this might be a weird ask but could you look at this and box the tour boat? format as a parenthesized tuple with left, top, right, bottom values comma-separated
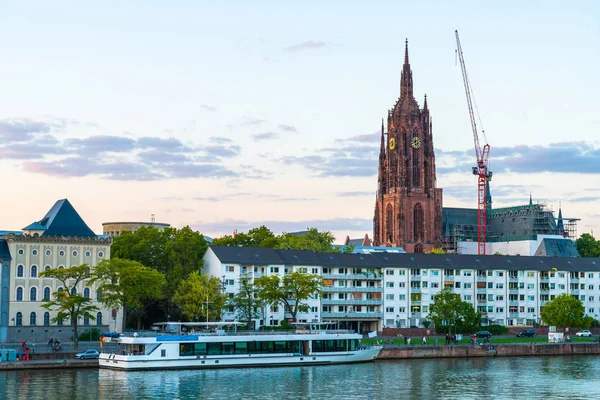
(99, 322, 381, 370)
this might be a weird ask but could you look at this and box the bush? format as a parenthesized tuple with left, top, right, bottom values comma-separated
(78, 328, 101, 342)
(484, 324, 509, 336)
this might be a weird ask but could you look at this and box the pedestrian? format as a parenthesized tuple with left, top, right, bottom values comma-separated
(407, 337, 411, 345)
(422, 336, 426, 345)
(404, 336, 408, 345)
(445, 334, 450, 345)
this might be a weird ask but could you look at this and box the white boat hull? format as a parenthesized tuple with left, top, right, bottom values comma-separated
(99, 348, 380, 371)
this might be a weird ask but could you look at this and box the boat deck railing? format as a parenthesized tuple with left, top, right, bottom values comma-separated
(117, 329, 357, 338)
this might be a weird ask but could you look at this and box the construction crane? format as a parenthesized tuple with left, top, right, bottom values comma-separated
(455, 30, 492, 256)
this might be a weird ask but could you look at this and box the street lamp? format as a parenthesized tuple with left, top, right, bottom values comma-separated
(533, 314, 536, 328)
(11, 318, 15, 344)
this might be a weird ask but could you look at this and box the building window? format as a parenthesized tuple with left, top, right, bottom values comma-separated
(72, 250, 78, 257)
(59, 250, 65, 257)
(44, 312, 50, 326)
(84, 288, 90, 298)
(44, 265, 51, 272)
(31, 265, 38, 278)
(386, 203, 393, 242)
(71, 287, 77, 295)
(96, 312, 103, 326)
(386, 270, 394, 276)
(98, 251, 104, 258)
(32, 249, 38, 256)
(16, 287, 23, 301)
(18, 249, 24, 255)
(16, 312, 22, 326)
(386, 294, 395, 300)
(386, 307, 395, 313)
(30, 287, 37, 301)
(386, 282, 395, 288)
(96, 290, 102, 301)
(43, 287, 51, 300)
(58, 265, 64, 270)
(30, 312, 36, 326)
(84, 317, 90, 326)
(45, 249, 51, 256)
(227, 266, 235, 272)
(413, 203, 424, 242)
(17, 265, 24, 277)
(85, 251, 91, 258)
(270, 267, 279, 273)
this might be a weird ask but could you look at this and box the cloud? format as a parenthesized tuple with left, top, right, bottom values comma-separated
(240, 116, 266, 127)
(0, 119, 56, 142)
(136, 150, 194, 165)
(282, 41, 327, 53)
(209, 137, 233, 144)
(567, 196, 600, 203)
(0, 142, 69, 159)
(204, 144, 241, 158)
(200, 104, 217, 112)
(336, 191, 374, 197)
(437, 142, 600, 175)
(197, 217, 372, 236)
(65, 135, 136, 153)
(252, 132, 279, 141)
(137, 137, 194, 152)
(335, 131, 380, 143)
(278, 124, 298, 133)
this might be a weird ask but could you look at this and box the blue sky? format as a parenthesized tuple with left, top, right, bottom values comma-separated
(1, 0, 599, 241)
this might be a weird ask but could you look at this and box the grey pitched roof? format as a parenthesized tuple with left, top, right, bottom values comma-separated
(0, 240, 11, 259)
(27, 199, 96, 237)
(208, 246, 600, 272)
(534, 238, 580, 257)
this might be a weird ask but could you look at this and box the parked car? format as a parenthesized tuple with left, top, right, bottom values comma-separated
(576, 330, 592, 337)
(476, 331, 492, 338)
(75, 349, 100, 359)
(516, 329, 537, 338)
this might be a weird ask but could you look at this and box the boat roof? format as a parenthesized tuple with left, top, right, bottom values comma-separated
(153, 321, 244, 327)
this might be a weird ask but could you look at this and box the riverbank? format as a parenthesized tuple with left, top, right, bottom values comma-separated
(0, 358, 97, 370)
(377, 342, 600, 359)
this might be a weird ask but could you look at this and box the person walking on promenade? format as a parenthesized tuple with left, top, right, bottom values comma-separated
(404, 336, 408, 345)
(422, 336, 426, 345)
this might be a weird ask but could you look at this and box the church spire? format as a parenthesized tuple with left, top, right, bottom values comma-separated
(529, 192, 533, 206)
(557, 203, 564, 235)
(379, 118, 385, 157)
(423, 94, 428, 110)
(400, 38, 413, 96)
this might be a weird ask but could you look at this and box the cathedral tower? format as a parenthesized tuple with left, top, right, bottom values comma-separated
(373, 40, 443, 253)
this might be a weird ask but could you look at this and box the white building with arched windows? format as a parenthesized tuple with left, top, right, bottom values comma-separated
(0, 199, 123, 343)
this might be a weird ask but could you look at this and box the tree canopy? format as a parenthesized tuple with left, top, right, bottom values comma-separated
(211, 225, 351, 253)
(540, 293, 592, 329)
(111, 226, 209, 324)
(576, 233, 600, 257)
(40, 264, 99, 349)
(255, 272, 323, 322)
(172, 271, 226, 322)
(92, 258, 165, 330)
(428, 287, 481, 334)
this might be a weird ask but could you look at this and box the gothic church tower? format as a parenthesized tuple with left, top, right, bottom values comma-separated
(373, 40, 443, 253)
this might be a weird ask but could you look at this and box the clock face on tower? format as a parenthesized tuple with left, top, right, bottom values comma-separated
(411, 137, 421, 149)
(389, 137, 396, 150)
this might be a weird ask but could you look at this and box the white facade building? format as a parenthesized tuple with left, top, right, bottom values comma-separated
(204, 246, 600, 332)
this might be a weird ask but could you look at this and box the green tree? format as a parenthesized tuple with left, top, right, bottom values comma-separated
(540, 293, 591, 329)
(277, 228, 336, 253)
(40, 265, 99, 350)
(255, 272, 323, 322)
(172, 272, 225, 322)
(111, 226, 209, 322)
(91, 258, 165, 330)
(227, 274, 266, 330)
(576, 233, 600, 257)
(428, 287, 481, 334)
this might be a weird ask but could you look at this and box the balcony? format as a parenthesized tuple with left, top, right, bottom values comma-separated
(410, 275, 422, 281)
(410, 287, 422, 293)
(321, 299, 382, 306)
(477, 276, 487, 282)
(444, 276, 455, 281)
(322, 273, 381, 280)
(477, 288, 487, 294)
(322, 312, 382, 319)
(322, 286, 383, 293)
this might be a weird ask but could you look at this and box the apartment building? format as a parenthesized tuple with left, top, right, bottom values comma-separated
(203, 246, 600, 331)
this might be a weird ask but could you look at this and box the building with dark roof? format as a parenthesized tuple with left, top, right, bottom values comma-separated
(204, 246, 600, 331)
(0, 199, 121, 343)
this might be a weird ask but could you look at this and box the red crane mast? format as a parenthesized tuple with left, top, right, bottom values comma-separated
(455, 30, 492, 255)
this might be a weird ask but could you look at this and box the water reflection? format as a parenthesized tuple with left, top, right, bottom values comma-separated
(1, 357, 599, 400)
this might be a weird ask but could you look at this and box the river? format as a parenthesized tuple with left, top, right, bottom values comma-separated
(1, 356, 598, 399)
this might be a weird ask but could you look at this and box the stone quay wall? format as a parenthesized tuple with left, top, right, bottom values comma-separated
(378, 343, 600, 359)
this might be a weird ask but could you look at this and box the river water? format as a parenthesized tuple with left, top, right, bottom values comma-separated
(1, 356, 598, 399)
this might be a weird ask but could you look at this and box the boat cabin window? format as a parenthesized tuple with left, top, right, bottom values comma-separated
(179, 341, 303, 357)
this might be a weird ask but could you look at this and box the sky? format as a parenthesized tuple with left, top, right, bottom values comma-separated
(0, 0, 599, 242)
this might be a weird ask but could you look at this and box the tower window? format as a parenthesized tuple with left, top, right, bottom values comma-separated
(414, 203, 424, 242)
(386, 204, 394, 243)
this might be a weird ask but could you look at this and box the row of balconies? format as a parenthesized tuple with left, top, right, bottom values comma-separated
(321, 299, 382, 306)
(322, 312, 382, 319)
(322, 287, 383, 293)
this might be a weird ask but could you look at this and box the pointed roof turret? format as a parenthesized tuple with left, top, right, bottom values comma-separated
(25, 199, 96, 237)
(423, 94, 428, 110)
(557, 203, 564, 235)
(400, 38, 413, 96)
(529, 192, 533, 206)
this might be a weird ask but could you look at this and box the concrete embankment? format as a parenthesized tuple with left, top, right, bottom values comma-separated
(378, 343, 600, 359)
(0, 352, 98, 370)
